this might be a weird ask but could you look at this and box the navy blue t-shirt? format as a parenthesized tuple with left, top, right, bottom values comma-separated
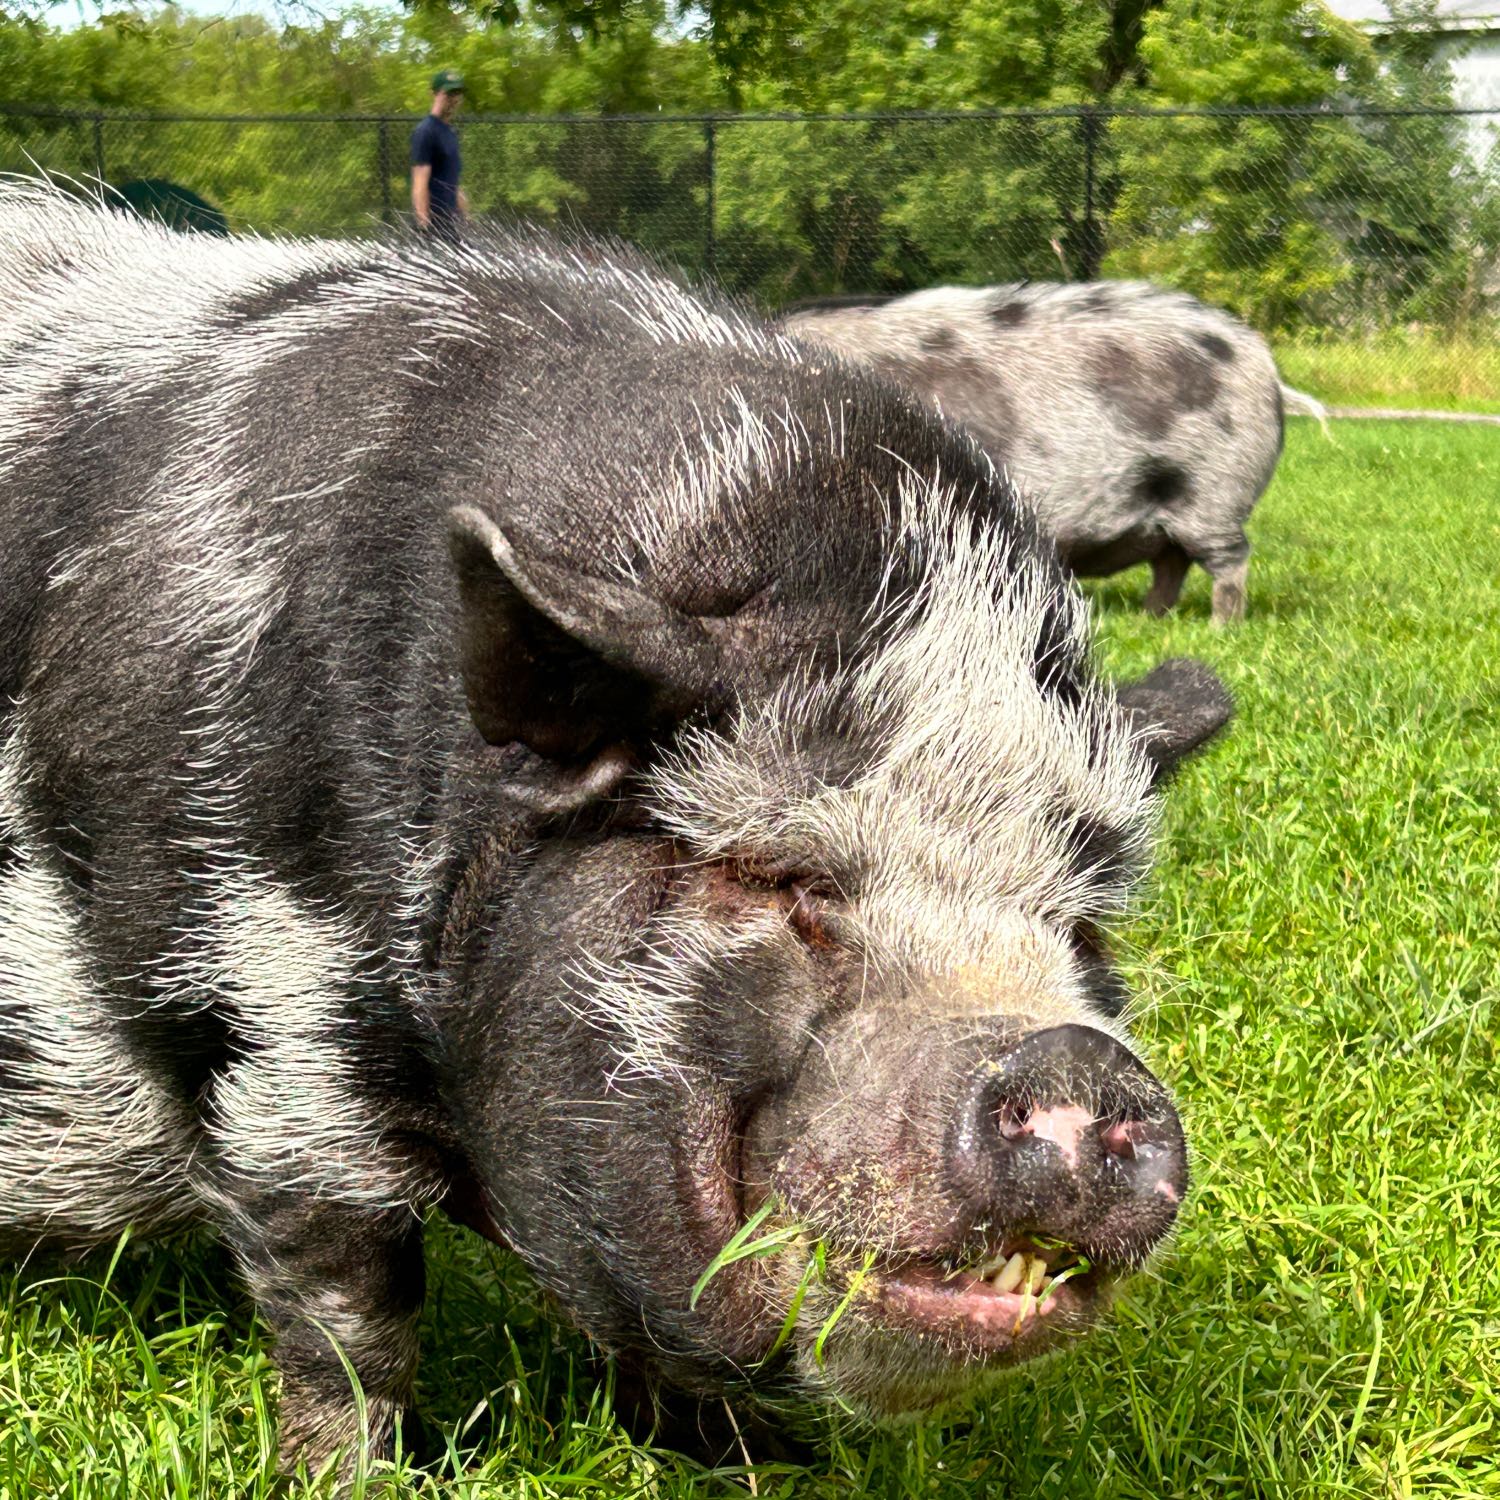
(410, 114, 462, 222)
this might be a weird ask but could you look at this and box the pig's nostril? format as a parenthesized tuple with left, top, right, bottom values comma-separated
(994, 1098, 1032, 1143)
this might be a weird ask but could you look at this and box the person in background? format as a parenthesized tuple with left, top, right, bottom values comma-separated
(411, 70, 468, 241)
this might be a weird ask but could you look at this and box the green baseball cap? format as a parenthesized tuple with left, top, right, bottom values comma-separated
(432, 69, 465, 95)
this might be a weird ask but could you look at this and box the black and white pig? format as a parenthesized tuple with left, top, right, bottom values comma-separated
(786, 282, 1323, 625)
(0, 186, 1232, 1475)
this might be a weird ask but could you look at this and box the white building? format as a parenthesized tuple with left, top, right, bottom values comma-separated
(1325, 1, 1500, 160)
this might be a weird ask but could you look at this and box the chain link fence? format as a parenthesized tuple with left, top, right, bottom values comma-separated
(3, 102, 1497, 408)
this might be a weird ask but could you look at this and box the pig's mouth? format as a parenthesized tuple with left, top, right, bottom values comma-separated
(870, 1242, 1105, 1354)
(677, 1099, 1117, 1408)
(720, 1229, 1114, 1417)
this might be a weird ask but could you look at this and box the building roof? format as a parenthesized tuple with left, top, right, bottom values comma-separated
(1324, 0, 1500, 29)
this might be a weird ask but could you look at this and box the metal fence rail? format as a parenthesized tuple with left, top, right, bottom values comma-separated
(3, 102, 1497, 402)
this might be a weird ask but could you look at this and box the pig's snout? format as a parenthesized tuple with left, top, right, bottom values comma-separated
(947, 1024, 1187, 1261)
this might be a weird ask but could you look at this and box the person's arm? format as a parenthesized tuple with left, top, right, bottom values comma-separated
(457, 185, 470, 220)
(411, 163, 432, 229)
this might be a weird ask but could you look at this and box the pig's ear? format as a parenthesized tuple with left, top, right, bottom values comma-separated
(446, 505, 719, 759)
(1116, 657, 1233, 785)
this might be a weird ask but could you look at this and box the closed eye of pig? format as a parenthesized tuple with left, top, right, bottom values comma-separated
(0, 186, 1234, 1478)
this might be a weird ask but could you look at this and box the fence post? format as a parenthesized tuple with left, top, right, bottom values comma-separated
(1078, 106, 1103, 281)
(378, 118, 393, 225)
(92, 113, 106, 188)
(703, 117, 717, 280)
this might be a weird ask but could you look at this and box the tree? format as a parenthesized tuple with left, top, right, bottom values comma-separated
(1104, 0, 1495, 332)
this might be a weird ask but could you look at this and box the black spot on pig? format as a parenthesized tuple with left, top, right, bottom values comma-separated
(1194, 331, 1234, 363)
(919, 325, 957, 353)
(1132, 457, 1189, 508)
(988, 299, 1031, 327)
(1068, 927, 1130, 1019)
(1088, 339, 1171, 440)
(1167, 347, 1220, 411)
(916, 355, 1015, 472)
(1061, 813, 1135, 889)
(329, 983, 446, 1131)
(216, 266, 360, 330)
(125, 966, 233, 1106)
(1030, 603, 1089, 708)
(0, 1026, 35, 1097)
(1088, 338, 1140, 396)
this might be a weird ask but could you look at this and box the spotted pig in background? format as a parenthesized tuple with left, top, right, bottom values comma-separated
(0, 187, 1232, 1476)
(787, 281, 1323, 624)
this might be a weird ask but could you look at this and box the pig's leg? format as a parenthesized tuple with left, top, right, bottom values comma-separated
(203, 963, 437, 1479)
(1207, 553, 1251, 626)
(1142, 545, 1192, 616)
(221, 1194, 427, 1476)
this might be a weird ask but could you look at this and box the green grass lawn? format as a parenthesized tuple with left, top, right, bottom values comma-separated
(3, 421, 1497, 1499)
(1275, 333, 1500, 415)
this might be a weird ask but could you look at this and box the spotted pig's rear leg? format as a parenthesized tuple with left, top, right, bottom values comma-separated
(1206, 554, 1251, 625)
(1142, 545, 1192, 617)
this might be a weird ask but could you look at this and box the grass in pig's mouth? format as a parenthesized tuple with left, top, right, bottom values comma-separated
(878, 1242, 1101, 1351)
(693, 1203, 1101, 1363)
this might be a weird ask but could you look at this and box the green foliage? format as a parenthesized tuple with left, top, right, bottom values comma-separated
(3, 421, 1499, 1497)
(0, 3, 722, 240)
(687, 1200, 805, 1312)
(1099, 0, 1499, 334)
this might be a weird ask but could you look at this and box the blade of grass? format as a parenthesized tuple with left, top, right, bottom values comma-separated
(813, 1251, 877, 1369)
(764, 1253, 819, 1363)
(689, 1203, 807, 1311)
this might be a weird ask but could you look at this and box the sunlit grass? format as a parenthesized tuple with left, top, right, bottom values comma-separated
(1276, 331, 1500, 414)
(2, 422, 1497, 1497)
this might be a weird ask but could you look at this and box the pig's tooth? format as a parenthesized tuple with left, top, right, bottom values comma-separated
(992, 1252, 1027, 1293)
(1025, 1257, 1048, 1294)
(975, 1252, 1009, 1280)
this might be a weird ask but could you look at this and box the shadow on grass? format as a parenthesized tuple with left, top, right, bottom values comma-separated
(1081, 559, 1340, 627)
(7, 1230, 253, 1332)
(410, 1220, 828, 1487)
